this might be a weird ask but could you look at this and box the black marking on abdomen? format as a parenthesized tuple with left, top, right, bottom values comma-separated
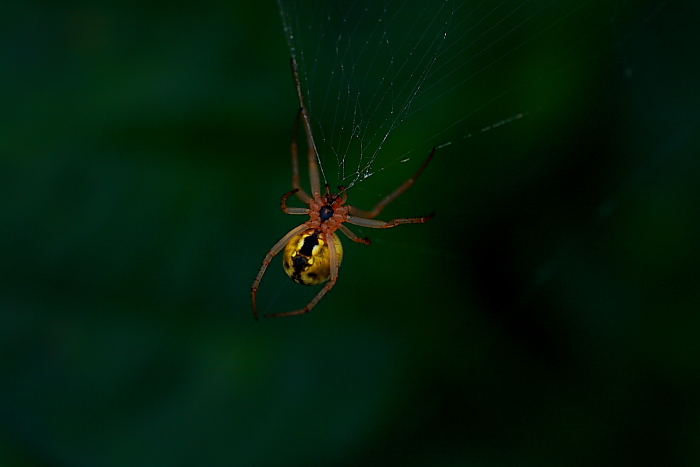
(290, 231, 320, 284)
(299, 232, 320, 256)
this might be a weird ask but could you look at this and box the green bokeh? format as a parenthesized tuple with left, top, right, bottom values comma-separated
(1, 1, 699, 466)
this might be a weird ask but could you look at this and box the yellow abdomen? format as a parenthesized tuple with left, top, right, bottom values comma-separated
(282, 229, 344, 285)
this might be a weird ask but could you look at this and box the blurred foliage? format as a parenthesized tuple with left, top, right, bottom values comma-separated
(1, 1, 699, 466)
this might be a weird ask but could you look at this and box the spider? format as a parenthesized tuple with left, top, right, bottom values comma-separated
(251, 58, 435, 319)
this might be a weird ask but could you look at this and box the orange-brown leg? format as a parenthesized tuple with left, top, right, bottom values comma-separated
(338, 224, 371, 245)
(346, 213, 434, 229)
(291, 57, 323, 198)
(265, 231, 340, 318)
(281, 189, 309, 215)
(291, 109, 312, 204)
(349, 146, 435, 219)
(251, 223, 309, 320)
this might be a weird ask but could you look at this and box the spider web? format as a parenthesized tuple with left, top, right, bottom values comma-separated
(276, 0, 627, 190)
(271, 0, 699, 313)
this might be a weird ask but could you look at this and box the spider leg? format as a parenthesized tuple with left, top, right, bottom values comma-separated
(302, 108, 321, 198)
(252, 223, 310, 320)
(338, 224, 371, 245)
(291, 57, 322, 198)
(349, 146, 435, 219)
(338, 185, 348, 204)
(291, 109, 312, 204)
(346, 213, 435, 229)
(265, 231, 340, 318)
(281, 188, 309, 215)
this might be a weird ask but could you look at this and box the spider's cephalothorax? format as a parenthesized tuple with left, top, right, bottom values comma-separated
(250, 57, 435, 319)
(304, 188, 351, 237)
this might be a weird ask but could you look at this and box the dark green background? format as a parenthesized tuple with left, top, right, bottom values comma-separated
(2, 1, 699, 466)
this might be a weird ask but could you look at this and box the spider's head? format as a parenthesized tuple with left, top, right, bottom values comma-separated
(323, 185, 347, 206)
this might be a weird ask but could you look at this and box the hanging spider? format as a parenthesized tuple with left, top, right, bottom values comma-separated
(251, 57, 435, 319)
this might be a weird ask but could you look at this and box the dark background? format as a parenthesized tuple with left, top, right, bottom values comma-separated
(1, 1, 699, 466)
